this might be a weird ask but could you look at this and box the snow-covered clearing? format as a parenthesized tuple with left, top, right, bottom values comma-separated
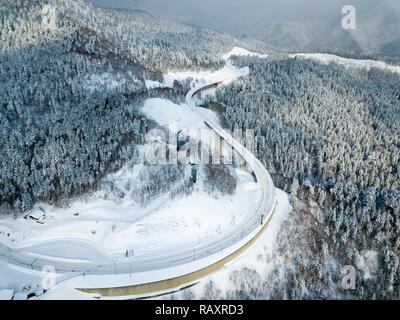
(146, 62, 245, 90)
(145, 79, 162, 89)
(147, 46, 267, 90)
(142, 98, 220, 132)
(222, 46, 269, 60)
(290, 53, 400, 75)
(3, 189, 288, 300)
(158, 189, 291, 300)
(163, 60, 249, 89)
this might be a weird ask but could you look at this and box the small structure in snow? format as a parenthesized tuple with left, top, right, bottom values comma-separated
(23, 208, 46, 224)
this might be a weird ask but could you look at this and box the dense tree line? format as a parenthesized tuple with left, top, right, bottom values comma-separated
(210, 56, 400, 299)
(203, 164, 237, 196)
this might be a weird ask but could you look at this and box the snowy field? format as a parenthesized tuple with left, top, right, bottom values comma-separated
(145, 46, 268, 90)
(145, 59, 248, 91)
(0, 167, 259, 261)
(159, 189, 291, 300)
(142, 98, 221, 132)
(0, 188, 289, 300)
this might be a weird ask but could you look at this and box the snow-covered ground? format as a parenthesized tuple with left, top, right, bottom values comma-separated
(142, 98, 220, 132)
(146, 46, 267, 90)
(290, 53, 400, 75)
(158, 189, 291, 300)
(73, 71, 145, 93)
(163, 60, 249, 90)
(0, 189, 288, 300)
(222, 46, 268, 60)
(145, 79, 163, 90)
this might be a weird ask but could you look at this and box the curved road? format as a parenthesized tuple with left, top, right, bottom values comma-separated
(0, 74, 276, 289)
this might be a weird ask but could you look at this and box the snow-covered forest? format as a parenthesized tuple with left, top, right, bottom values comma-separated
(1, 0, 399, 301)
(0, 0, 268, 215)
(207, 56, 400, 299)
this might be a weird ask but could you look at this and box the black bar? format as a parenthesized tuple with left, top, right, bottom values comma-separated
(1, 300, 399, 319)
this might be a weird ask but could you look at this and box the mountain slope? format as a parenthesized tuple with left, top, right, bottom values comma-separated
(107, 0, 400, 63)
(0, 0, 270, 215)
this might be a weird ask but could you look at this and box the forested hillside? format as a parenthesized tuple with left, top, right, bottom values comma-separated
(208, 56, 400, 299)
(1, 0, 399, 301)
(102, 0, 400, 64)
(0, 0, 268, 215)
